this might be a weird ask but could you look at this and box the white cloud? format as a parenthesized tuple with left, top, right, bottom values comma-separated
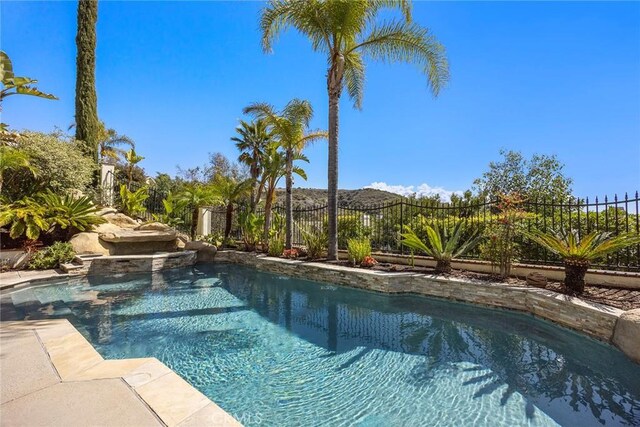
(365, 181, 463, 201)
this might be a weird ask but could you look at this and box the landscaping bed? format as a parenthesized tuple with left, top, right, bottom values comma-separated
(314, 259, 640, 311)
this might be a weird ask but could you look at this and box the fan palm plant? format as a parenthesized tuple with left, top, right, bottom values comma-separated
(401, 221, 482, 274)
(244, 99, 327, 249)
(232, 119, 272, 210)
(260, 0, 449, 259)
(97, 122, 135, 163)
(523, 229, 640, 294)
(177, 183, 220, 240)
(211, 175, 253, 240)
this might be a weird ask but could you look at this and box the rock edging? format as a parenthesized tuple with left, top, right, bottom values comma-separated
(214, 250, 639, 363)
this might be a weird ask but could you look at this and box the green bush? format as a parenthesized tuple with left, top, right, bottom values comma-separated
(0, 191, 104, 242)
(300, 224, 327, 259)
(28, 242, 75, 270)
(119, 185, 148, 218)
(324, 214, 371, 249)
(268, 235, 285, 257)
(347, 237, 371, 266)
(2, 131, 95, 201)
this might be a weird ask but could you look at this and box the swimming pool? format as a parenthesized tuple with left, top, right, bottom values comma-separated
(2, 263, 639, 426)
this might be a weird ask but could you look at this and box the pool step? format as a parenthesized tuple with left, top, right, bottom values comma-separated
(60, 253, 105, 275)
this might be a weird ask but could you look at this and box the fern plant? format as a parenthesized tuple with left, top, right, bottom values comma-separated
(401, 221, 482, 274)
(119, 184, 148, 218)
(524, 229, 640, 294)
(347, 237, 371, 266)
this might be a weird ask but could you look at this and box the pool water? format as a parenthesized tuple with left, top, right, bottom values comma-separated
(2, 263, 639, 426)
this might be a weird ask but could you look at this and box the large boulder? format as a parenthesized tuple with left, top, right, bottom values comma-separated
(70, 232, 114, 256)
(101, 213, 139, 229)
(613, 309, 640, 363)
(185, 241, 217, 263)
(135, 222, 173, 232)
(96, 207, 118, 217)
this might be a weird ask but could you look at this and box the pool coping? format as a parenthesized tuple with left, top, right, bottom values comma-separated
(0, 319, 242, 427)
(214, 250, 640, 364)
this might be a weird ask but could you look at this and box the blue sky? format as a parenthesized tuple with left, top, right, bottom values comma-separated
(2, 1, 639, 199)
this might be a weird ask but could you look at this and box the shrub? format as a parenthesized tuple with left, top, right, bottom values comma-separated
(478, 194, 533, 278)
(347, 237, 371, 266)
(239, 211, 264, 251)
(38, 190, 105, 240)
(119, 185, 148, 218)
(325, 214, 371, 249)
(283, 248, 299, 259)
(2, 131, 95, 201)
(0, 191, 105, 242)
(401, 221, 482, 274)
(268, 235, 285, 257)
(28, 242, 75, 270)
(153, 192, 188, 228)
(361, 255, 378, 268)
(300, 224, 327, 260)
(198, 232, 223, 247)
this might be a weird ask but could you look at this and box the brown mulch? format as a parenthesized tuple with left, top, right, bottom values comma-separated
(318, 259, 640, 311)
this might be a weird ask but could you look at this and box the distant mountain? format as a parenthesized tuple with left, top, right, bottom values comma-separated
(273, 187, 403, 208)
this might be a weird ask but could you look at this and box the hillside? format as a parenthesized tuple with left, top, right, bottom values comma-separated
(273, 187, 403, 207)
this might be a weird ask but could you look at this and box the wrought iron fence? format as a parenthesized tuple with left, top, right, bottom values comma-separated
(209, 192, 640, 272)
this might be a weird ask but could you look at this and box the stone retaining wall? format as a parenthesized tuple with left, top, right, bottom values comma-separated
(86, 251, 197, 276)
(214, 250, 639, 363)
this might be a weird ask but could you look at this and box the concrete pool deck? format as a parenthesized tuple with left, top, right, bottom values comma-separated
(0, 319, 241, 427)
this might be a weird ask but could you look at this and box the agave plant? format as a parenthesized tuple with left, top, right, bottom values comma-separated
(401, 221, 482, 274)
(524, 229, 640, 294)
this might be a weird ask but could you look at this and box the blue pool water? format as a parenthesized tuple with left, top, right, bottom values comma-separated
(2, 263, 639, 426)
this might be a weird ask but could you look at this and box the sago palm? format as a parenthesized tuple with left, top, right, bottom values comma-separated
(244, 99, 326, 249)
(211, 175, 253, 240)
(524, 229, 640, 294)
(259, 143, 308, 245)
(260, 0, 449, 259)
(231, 119, 272, 210)
(401, 221, 481, 274)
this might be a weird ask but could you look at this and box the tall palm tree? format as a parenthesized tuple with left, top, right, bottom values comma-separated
(75, 0, 99, 161)
(244, 99, 327, 249)
(211, 175, 253, 239)
(231, 119, 271, 210)
(97, 122, 135, 163)
(260, 0, 449, 259)
(259, 143, 309, 244)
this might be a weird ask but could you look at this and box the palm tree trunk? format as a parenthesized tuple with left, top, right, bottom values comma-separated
(327, 54, 344, 260)
(190, 207, 198, 240)
(435, 259, 452, 274)
(285, 150, 293, 250)
(263, 186, 274, 245)
(564, 260, 588, 294)
(224, 203, 234, 239)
